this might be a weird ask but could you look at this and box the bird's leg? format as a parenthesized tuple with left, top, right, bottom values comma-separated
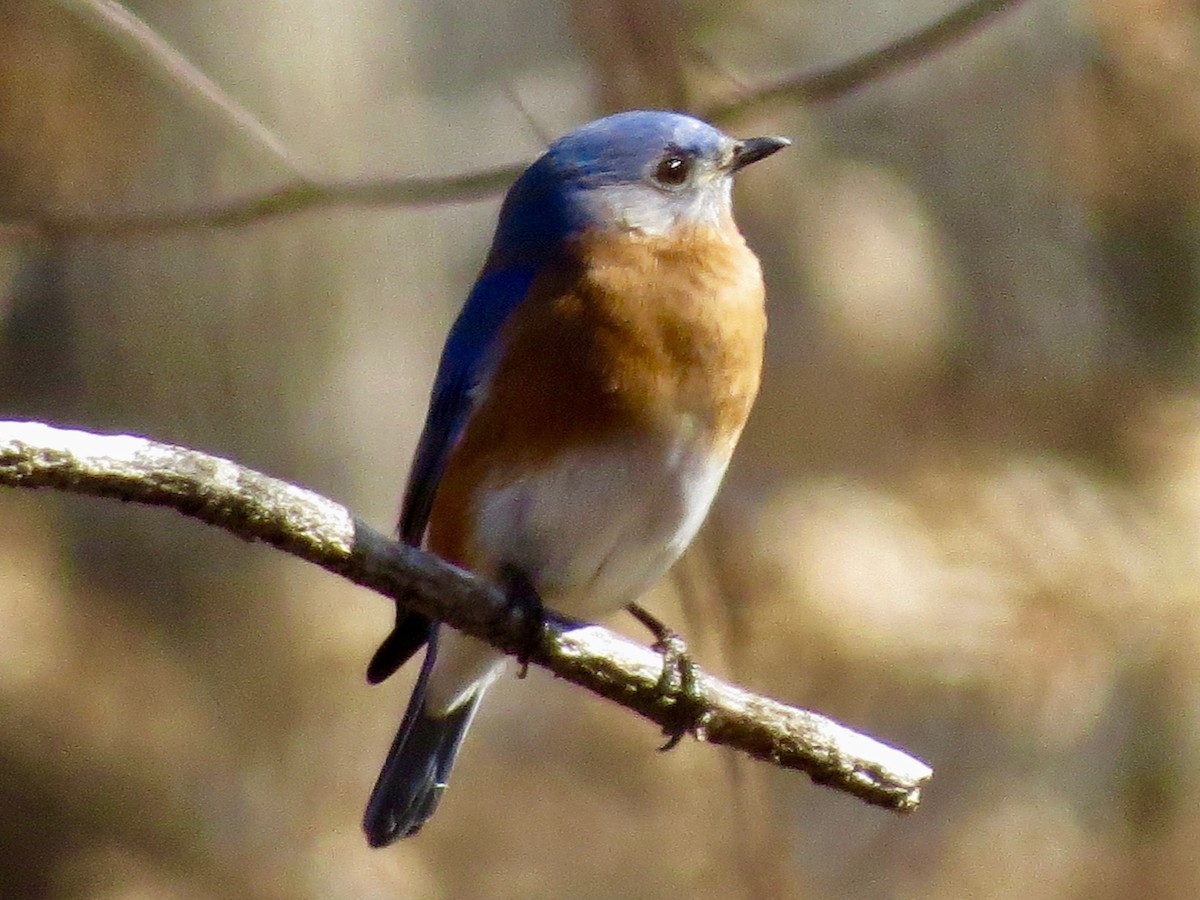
(626, 604, 704, 751)
(627, 603, 690, 691)
(498, 564, 546, 679)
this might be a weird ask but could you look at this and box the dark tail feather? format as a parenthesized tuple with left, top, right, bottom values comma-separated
(363, 631, 481, 846)
(366, 608, 431, 685)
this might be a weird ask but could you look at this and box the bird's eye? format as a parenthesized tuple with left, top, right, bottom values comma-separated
(653, 153, 692, 187)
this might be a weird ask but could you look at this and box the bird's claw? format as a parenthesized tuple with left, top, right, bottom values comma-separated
(500, 565, 545, 678)
(651, 627, 704, 750)
(627, 604, 705, 750)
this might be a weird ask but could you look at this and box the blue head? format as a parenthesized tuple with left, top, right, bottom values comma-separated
(488, 111, 789, 267)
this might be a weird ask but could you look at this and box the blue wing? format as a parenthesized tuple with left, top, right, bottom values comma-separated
(368, 265, 537, 685)
(399, 265, 537, 543)
(397, 158, 583, 539)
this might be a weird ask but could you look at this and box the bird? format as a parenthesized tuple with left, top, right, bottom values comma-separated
(362, 110, 789, 846)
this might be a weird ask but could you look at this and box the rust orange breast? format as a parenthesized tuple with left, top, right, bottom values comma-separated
(427, 225, 767, 568)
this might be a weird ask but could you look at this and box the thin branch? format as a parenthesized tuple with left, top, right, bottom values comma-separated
(4, 167, 524, 240)
(5, 0, 1029, 240)
(0, 420, 932, 813)
(501, 84, 556, 148)
(57, 0, 309, 177)
(703, 0, 1029, 122)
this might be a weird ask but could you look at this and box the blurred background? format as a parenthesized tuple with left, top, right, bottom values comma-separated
(1, 0, 1197, 896)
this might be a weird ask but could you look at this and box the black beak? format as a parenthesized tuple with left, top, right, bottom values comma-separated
(730, 135, 791, 172)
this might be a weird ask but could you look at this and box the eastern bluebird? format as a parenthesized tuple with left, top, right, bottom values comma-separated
(363, 110, 788, 846)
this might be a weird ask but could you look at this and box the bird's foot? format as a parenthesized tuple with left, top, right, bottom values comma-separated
(499, 565, 546, 679)
(627, 604, 706, 750)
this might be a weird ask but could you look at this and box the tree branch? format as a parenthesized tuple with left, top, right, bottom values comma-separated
(0, 166, 525, 241)
(0, 420, 932, 812)
(57, 0, 310, 177)
(2, 0, 1030, 241)
(704, 0, 1029, 122)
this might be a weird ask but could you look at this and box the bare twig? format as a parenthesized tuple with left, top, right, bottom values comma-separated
(57, 0, 309, 176)
(501, 84, 556, 148)
(703, 0, 1030, 122)
(0, 420, 932, 812)
(4, 166, 524, 240)
(5, 0, 1029, 240)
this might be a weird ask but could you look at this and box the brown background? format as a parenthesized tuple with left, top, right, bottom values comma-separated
(3, 0, 1198, 897)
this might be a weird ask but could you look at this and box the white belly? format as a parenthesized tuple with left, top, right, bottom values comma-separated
(423, 435, 731, 712)
(471, 436, 730, 620)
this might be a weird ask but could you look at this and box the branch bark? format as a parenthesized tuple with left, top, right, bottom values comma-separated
(0, 419, 932, 812)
